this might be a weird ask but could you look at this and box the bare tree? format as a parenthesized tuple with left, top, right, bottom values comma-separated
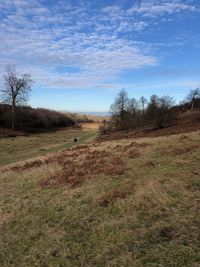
(110, 89, 129, 130)
(146, 95, 176, 129)
(139, 96, 148, 115)
(1, 65, 33, 129)
(186, 88, 200, 111)
(128, 97, 138, 114)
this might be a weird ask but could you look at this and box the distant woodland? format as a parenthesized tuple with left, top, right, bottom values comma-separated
(0, 65, 199, 134)
(100, 88, 200, 135)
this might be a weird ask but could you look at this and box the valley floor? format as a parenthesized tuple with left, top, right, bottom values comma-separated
(0, 127, 97, 166)
(0, 130, 200, 266)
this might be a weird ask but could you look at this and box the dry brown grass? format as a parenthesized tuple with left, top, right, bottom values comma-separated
(37, 148, 126, 188)
(10, 159, 44, 171)
(0, 130, 200, 267)
(161, 143, 200, 156)
(80, 122, 101, 130)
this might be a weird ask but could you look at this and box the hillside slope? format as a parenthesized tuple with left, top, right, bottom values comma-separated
(100, 110, 200, 141)
(0, 130, 200, 266)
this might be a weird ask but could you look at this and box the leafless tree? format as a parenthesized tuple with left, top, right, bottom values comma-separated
(139, 96, 148, 115)
(186, 88, 200, 111)
(1, 65, 33, 129)
(128, 97, 138, 114)
(110, 89, 129, 129)
(146, 95, 176, 129)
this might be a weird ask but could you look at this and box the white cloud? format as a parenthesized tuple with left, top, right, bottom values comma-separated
(128, 0, 198, 17)
(0, 0, 198, 89)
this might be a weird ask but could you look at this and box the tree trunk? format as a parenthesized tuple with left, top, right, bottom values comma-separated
(191, 101, 194, 112)
(11, 103, 15, 129)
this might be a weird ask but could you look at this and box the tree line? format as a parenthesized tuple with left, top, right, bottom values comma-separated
(0, 104, 75, 132)
(0, 65, 199, 133)
(100, 88, 200, 134)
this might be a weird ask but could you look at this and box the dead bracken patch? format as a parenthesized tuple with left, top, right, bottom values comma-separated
(127, 149, 141, 159)
(115, 142, 142, 159)
(38, 177, 56, 188)
(145, 160, 156, 168)
(170, 144, 200, 156)
(103, 156, 126, 176)
(68, 144, 90, 151)
(38, 150, 127, 188)
(122, 142, 137, 152)
(97, 190, 128, 207)
(10, 159, 43, 171)
(136, 142, 151, 148)
(97, 181, 134, 207)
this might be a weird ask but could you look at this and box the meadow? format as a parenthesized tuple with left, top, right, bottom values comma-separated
(0, 127, 98, 166)
(0, 129, 199, 267)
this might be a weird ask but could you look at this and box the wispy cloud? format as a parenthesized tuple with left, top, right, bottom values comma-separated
(128, 0, 198, 17)
(0, 0, 199, 89)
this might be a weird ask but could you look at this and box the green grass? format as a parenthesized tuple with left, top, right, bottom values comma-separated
(0, 128, 97, 166)
(0, 131, 200, 266)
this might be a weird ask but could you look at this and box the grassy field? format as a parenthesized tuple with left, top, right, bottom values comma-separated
(0, 131, 200, 266)
(0, 127, 97, 166)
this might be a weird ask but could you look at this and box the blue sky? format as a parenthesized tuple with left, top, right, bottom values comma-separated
(0, 0, 200, 112)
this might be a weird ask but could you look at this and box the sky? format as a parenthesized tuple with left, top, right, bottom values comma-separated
(0, 0, 200, 113)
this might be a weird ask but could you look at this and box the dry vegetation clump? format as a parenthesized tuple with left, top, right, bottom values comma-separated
(5, 145, 92, 173)
(114, 141, 151, 159)
(48, 153, 78, 165)
(97, 181, 134, 207)
(38, 149, 127, 188)
(179, 134, 189, 140)
(173, 143, 200, 155)
(97, 190, 127, 207)
(144, 160, 156, 168)
(158, 226, 176, 241)
(57, 167, 87, 187)
(162, 143, 200, 156)
(80, 150, 111, 173)
(103, 156, 126, 175)
(6, 151, 71, 172)
(38, 176, 56, 188)
(121, 141, 137, 151)
(68, 144, 90, 151)
(118, 142, 141, 159)
(86, 149, 110, 160)
(10, 159, 43, 171)
(146, 224, 177, 246)
(38, 160, 87, 188)
(136, 142, 151, 148)
(115, 142, 141, 159)
(127, 149, 141, 159)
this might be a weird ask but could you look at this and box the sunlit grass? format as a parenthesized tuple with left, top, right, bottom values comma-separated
(0, 131, 199, 266)
(0, 128, 97, 166)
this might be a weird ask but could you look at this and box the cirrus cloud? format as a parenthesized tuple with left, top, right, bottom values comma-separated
(0, 0, 199, 89)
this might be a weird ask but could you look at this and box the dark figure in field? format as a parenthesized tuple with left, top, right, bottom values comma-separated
(74, 138, 78, 142)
